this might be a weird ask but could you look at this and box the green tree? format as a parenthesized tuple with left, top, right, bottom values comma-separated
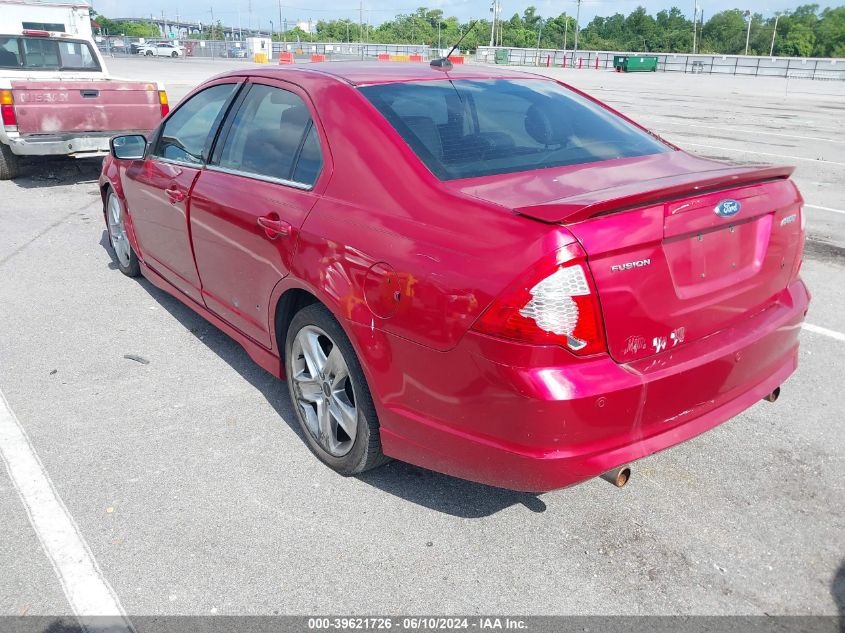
(813, 6, 845, 56)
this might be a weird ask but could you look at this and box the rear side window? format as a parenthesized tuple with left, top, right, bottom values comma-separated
(153, 83, 236, 165)
(360, 79, 670, 180)
(215, 83, 322, 187)
(0, 37, 21, 67)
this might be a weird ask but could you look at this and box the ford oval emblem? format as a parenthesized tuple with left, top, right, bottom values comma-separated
(715, 199, 741, 218)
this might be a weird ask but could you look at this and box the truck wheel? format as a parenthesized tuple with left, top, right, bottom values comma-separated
(0, 143, 19, 180)
(285, 303, 389, 476)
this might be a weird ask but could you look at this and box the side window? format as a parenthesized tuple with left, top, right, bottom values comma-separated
(292, 125, 323, 186)
(0, 37, 21, 68)
(153, 83, 236, 165)
(216, 84, 323, 185)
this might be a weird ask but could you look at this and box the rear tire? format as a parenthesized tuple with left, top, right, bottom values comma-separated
(285, 303, 389, 476)
(171, 51, 178, 58)
(0, 143, 19, 180)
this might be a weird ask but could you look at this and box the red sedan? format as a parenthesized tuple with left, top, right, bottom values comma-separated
(99, 62, 809, 492)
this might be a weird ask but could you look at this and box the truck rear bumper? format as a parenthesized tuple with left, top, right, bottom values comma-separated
(5, 132, 145, 157)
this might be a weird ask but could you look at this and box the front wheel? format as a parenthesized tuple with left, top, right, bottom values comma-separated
(145, 50, 153, 56)
(285, 303, 388, 476)
(105, 191, 140, 277)
(0, 143, 19, 180)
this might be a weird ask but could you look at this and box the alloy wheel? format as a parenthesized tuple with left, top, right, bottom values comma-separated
(106, 194, 131, 268)
(290, 325, 358, 457)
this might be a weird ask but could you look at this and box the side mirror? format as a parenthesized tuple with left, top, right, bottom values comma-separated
(110, 134, 147, 160)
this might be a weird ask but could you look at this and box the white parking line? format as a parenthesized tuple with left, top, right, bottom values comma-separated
(805, 204, 845, 216)
(803, 323, 845, 342)
(641, 116, 845, 145)
(0, 388, 133, 631)
(679, 141, 845, 167)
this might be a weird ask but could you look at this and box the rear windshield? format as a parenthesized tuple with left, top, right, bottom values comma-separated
(360, 79, 670, 180)
(0, 36, 101, 71)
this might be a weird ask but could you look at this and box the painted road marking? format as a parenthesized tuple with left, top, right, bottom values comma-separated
(0, 389, 133, 631)
(680, 141, 845, 167)
(804, 323, 845, 342)
(642, 116, 845, 145)
(805, 204, 845, 216)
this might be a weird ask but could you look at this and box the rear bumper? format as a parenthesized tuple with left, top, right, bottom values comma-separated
(4, 131, 147, 157)
(352, 279, 810, 492)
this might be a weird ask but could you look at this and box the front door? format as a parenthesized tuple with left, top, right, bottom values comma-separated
(122, 81, 240, 303)
(189, 80, 327, 347)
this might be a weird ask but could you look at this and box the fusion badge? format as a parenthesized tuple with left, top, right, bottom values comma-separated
(611, 259, 651, 272)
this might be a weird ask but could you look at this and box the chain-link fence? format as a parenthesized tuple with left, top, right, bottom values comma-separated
(476, 47, 845, 81)
(96, 36, 435, 62)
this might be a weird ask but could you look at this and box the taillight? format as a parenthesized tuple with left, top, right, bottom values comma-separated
(1, 90, 16, 128)
(158, 90, 169, 117)
(472, 243, 607, 356)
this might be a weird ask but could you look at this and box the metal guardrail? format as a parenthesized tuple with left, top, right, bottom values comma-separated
(476, 47, 845, 81)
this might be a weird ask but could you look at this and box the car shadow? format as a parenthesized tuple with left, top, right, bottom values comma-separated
(11, 156, 103, 189)
(99, 232, 547, 518)
(834, 559, 845, 632)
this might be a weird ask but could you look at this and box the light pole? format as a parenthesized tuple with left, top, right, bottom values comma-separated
(769, 12, 781, 56)
(573, 0, 582, 67)
(563, 16, 568, 52)
(270, 19, 273, 41)
(489, 1, 496, 47)
(692, 3, 698, 53)
(535, 20, 543, 66)
(744, 9, 751, 55)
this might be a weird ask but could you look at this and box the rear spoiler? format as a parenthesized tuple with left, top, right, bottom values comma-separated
(513, 164, 795, 224)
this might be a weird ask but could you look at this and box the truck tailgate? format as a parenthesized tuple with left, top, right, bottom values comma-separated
(10, 80, 162, 135)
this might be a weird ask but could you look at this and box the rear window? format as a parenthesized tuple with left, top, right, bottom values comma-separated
(360, 79, 670, 180)
(0, 36, 100, 71)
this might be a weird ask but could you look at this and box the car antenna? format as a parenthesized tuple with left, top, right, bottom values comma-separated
(430, 20, 478, 72)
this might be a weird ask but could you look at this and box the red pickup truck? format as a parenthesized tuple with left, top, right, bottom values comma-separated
(0, 30, 168, 179)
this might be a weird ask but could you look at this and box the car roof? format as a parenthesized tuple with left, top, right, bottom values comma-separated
(244, 61, 550, 86)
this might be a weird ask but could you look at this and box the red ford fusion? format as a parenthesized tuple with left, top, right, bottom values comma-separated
(99, 62, 809, 492)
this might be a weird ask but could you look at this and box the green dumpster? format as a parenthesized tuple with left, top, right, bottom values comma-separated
(612, 55, 626, 70)
(494, 49, 509, 64)
(622, 55, 658, 72)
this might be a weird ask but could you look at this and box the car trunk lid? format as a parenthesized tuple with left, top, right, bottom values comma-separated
(451, 152, 803, 363)
(10, 79, 162, 135)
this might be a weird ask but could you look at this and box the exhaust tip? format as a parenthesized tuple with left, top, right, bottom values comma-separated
(763, 387, 781, 403)
(601, 465, 631, 488)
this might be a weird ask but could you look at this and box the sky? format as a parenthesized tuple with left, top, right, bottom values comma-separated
(90, 0, 836, 30)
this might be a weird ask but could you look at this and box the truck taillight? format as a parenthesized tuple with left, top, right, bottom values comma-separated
(158, 90, 169, 117)
(472, 243, 607, 356)
(1, 90, 16, 128)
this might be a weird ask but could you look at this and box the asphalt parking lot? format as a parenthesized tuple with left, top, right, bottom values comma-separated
(0, 57, 843, 619)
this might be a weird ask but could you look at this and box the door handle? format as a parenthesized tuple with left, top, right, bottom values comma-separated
(165, 188, 186, 203)
(257, 215, 291, 239)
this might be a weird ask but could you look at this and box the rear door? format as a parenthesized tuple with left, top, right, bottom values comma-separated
(122, 80, 241, 303)
(189, 79, 328, 347)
